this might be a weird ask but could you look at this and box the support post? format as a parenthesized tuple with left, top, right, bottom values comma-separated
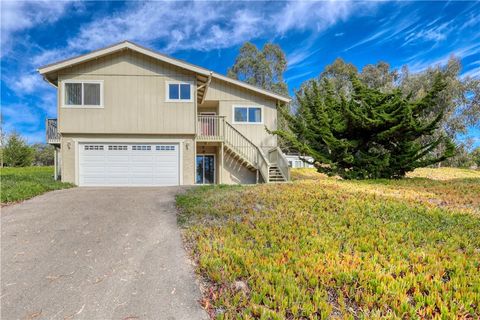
(53, 147, 58, 180)
(220, 142, 224, 184)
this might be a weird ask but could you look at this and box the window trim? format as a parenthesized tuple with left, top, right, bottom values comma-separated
(62, 80, 104, 108)
(232, 105, 264, 125)
(165, 80, 194, 103)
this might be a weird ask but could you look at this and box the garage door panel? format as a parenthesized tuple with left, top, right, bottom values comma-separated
(81, 166, 107, 174)
(79, 143, 180, 186)
(81, 155, 106, 161)
(106, 155, 131, 162)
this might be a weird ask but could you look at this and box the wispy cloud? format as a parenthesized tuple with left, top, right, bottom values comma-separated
(32, 1, 374, 65)
(406, 43, 480, 73)
(2, 1, 478, 144)
(0, 1, 75, 55)
(403, 22, 451, 45)
(285, 70, 315, 82)
(345, 9, 423, 51)
(11, 1, 380, 96)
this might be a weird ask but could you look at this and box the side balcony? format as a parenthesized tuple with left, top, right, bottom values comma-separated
(197, 115, 225, 142)
(46, 118, 60, 145)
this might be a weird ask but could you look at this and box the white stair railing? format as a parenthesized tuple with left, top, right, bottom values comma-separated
(268, 147, 290, 181)
(197, 115, 270, 183)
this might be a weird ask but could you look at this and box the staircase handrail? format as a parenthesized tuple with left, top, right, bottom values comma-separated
(268, 146, 290, 181)
(223, 120, 270, 183)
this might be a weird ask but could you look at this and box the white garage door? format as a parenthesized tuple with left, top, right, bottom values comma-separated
(79, 143, 180, 186)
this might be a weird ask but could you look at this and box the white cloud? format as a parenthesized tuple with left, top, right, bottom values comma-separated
(403, 22, 451, 45)
(461, 66, 480, 79)
(0, 0, 73, 53)
(9, 73, 48, 95)
(273, 1, 358, 34)
(406, 43, 480, 73)
(345, 10, 422, 51)
(31, 1, 377, 67)
(2, 0, 379, 139)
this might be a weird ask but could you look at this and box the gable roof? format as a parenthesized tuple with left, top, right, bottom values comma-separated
(37, 41, 291, 103)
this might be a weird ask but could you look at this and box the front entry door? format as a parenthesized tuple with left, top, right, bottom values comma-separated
(196, 155, 215, 184)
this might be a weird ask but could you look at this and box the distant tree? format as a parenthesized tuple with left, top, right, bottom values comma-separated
(273, 74, 455, 179)
(0, 114, 4, 167)
(319, 58, 358, 96)
(471, 147, 480, 168)
(227, 42, 288, 96)
(228, 42, 290, 148)
(399, 57, 480, 140)
(360, 61, 399, 92)
(32, 143, 54, 166)
(442, 141, 476, 168)
(3, 132, 34, 167)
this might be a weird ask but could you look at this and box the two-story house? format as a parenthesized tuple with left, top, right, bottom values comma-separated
(38, 41, 291, 186)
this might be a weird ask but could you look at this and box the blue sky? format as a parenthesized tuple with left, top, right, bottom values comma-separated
(1, 1, 479, 146)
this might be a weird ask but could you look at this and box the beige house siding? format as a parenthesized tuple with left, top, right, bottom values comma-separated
(196, 144, 257, 184)
(221, 152, 257, 184)
(44, 45, 287, 186)
(205, 79, 278, 149)
(60, 134, 195, 185)
(57, 51, 196, 135)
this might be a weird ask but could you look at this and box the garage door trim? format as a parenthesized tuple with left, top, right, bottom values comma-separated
(73, 138, 184, 186)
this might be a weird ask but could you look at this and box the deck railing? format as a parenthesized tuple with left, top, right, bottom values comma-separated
(46, 118, 60, 144)
(197, 115, 271, 183)
(197, 115, 225, 141)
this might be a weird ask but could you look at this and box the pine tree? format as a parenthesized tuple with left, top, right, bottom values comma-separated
(273, 74, 455, 179)
(3, 132, 34, 167)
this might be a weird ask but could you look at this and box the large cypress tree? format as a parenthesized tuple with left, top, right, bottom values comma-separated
(273, 74, 455, 179)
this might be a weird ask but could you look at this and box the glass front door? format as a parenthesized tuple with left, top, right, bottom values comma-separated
(196, 155, 215, 184)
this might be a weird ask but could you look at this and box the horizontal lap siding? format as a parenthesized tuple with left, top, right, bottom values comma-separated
(58, 51, 196, 135)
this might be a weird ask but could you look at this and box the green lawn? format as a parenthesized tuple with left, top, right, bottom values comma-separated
(1, 166, 74, 204)
(177, 168, 480, 319)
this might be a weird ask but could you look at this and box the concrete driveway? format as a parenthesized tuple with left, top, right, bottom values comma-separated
(1, 187, 207, 320)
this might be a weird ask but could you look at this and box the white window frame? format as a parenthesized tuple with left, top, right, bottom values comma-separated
(62, 80, 104, 108)
(165, 80, 194, 102)
(232, 105, 264, 125)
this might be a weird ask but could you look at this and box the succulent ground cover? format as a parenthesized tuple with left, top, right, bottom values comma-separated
(177, 168, 480, 319)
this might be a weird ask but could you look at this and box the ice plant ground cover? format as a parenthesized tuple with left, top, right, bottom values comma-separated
(177, 168, 480, 319)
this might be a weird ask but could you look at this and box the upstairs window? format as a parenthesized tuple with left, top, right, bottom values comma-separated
(233, 106, 262, 124)
(166, 82, 192, 102)
(63, 81, 103, 107)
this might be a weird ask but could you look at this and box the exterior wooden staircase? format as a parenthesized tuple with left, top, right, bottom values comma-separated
(197, 115, 290, 183)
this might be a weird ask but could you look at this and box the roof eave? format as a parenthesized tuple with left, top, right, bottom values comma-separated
(37, 40, 291, 103)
